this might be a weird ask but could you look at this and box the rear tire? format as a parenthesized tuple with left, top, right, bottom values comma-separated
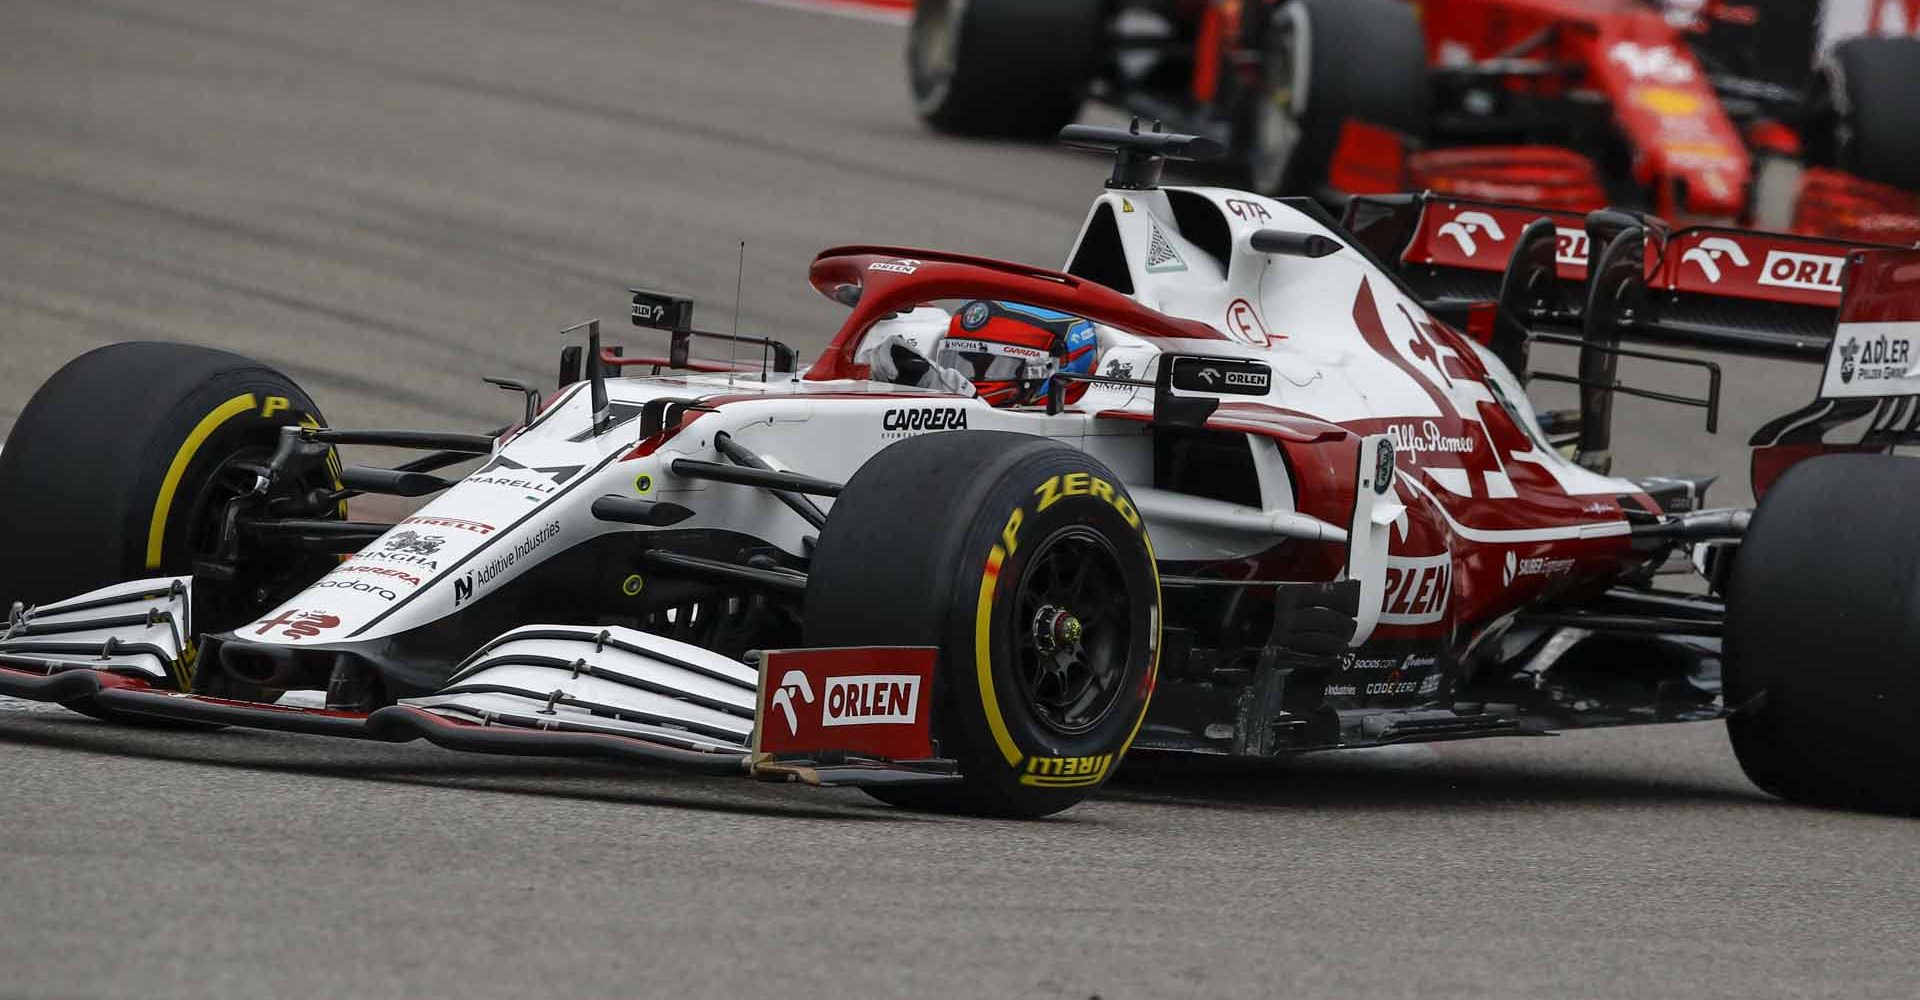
(0, 342, 339, 715)
(1822, 36, 1920, 194)
(806, 431, 1161, 818)
(1724, 453, 1920, 815)
(1248, 0, 1429, 197)
(909, 0, 1108, 138)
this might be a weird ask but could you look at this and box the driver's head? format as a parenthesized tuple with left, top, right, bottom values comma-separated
(939, 301, 1097, 407)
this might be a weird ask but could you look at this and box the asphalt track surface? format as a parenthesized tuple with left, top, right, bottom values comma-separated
(1, 1, 1916, 997)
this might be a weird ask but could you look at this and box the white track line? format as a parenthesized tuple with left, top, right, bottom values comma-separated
(729, 0, 910, 26)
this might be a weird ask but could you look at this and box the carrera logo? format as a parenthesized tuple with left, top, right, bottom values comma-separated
(1680, 237, 1750, 284)
(882, 407, 968, 437)
(1758, 250, 1845, 294)
(335, 564, 422, 587)
(1380, 554, 1451, 626)
(821, 674, 920, 727)
(1437, 211, 1506, 257)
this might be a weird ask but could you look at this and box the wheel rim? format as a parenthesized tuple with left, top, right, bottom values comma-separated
(1250, 9, 1308, 195)
(1006, 526, 1134, 737)
(909, 0, 961, 109)
(182, 445, 337, 633)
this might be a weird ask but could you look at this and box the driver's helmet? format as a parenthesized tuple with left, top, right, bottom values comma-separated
(938, 300, 1098, 407)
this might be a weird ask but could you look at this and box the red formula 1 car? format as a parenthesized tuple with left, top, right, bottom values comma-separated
(908, 0, 1920, 242)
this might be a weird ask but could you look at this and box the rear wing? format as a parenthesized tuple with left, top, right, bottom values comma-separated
(1340, 192, 1920, 474)
(1343, 192, 1903, 362)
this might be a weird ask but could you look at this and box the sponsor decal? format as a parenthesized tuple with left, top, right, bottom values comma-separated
(961, 300, 991, 330)
(335, 564, 423, 587)
(1608, 41, 1696, 84)
(1380, 554, 1451, 626)
(1224, 199, 1272, 224)
(252, 609, 340, 641)
(821, 674, 920, 727)
(1680, 236, 1749, 283)
(1502, 551, 1577, 587)
(1374, 440, 1396, 495)
(1101, 357, 1136, 380)
(1385, 420, 1477, 461)
(1144, 220, 1187, 273)
(1633, 85, 1704, 116)
(469, 455, 584, 498)
(1169, 356, 1271, 395)
(1327, 652, 1443, 698)
(455, 520, 563, 606)
(868, 258, 920, 275)
(941, 338, 1047, 360)
(1758, 250, 1846, 294)
(312, 578, 399, 602)
(881, 407, 969, 438)
(1836, 334, 1912, 385)
(754, 647, 937, 761)
(1224, 299, 1271, 346)
(1436, 211, 1506, 257)
(384, 530, 444, 557)
(1033, 472, 1142, 529)
(1555, 227, 1589, 268)
(402, 516, 495, 536)
(1023, 753, 1114, 787)
(1121, 198, 1134, 213)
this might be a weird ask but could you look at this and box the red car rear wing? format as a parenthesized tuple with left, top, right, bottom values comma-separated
(802, 245, 1225, 381)
(1343, 191, 1915, 363)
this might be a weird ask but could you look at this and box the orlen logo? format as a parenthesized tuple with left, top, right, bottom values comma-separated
(1680, 237, 1750, 284)
(1758, 250, 1846, 295)
(1555, 227, 1589, 268)
(821, 674, 921, 727)
(1437, 211, 1506, 257)
(1380, 553, 1451, 626)
(769, 670, 815, 735)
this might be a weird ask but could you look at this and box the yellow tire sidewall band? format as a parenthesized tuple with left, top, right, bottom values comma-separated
(972, 479, 1165, 779)
(145, 393, 259, 570)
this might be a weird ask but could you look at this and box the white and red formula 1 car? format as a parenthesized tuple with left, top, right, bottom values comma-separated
(4, 126, 1919, 817)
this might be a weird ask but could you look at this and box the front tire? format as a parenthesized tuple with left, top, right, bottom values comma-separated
(909, 0, 1108, 138)
(0, 342, 340, 712)
(806, 431, 1161, 818)
(1724, 453, 1920, 815)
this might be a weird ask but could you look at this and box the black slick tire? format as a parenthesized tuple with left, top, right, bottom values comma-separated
(909, 0, 1108, 138)
(0, 342, 337, 715)
(1822, 36, 1920, 193)
(1724, 453, 1920, 815)
(805, 430, 1161, 818)
(1248, 0, 1429, 197)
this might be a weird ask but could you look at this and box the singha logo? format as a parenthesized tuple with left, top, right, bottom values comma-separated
(384, 530, 445, 557)
(1839, 337, 1861, 384)
(1436, 211, 1506, 257)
